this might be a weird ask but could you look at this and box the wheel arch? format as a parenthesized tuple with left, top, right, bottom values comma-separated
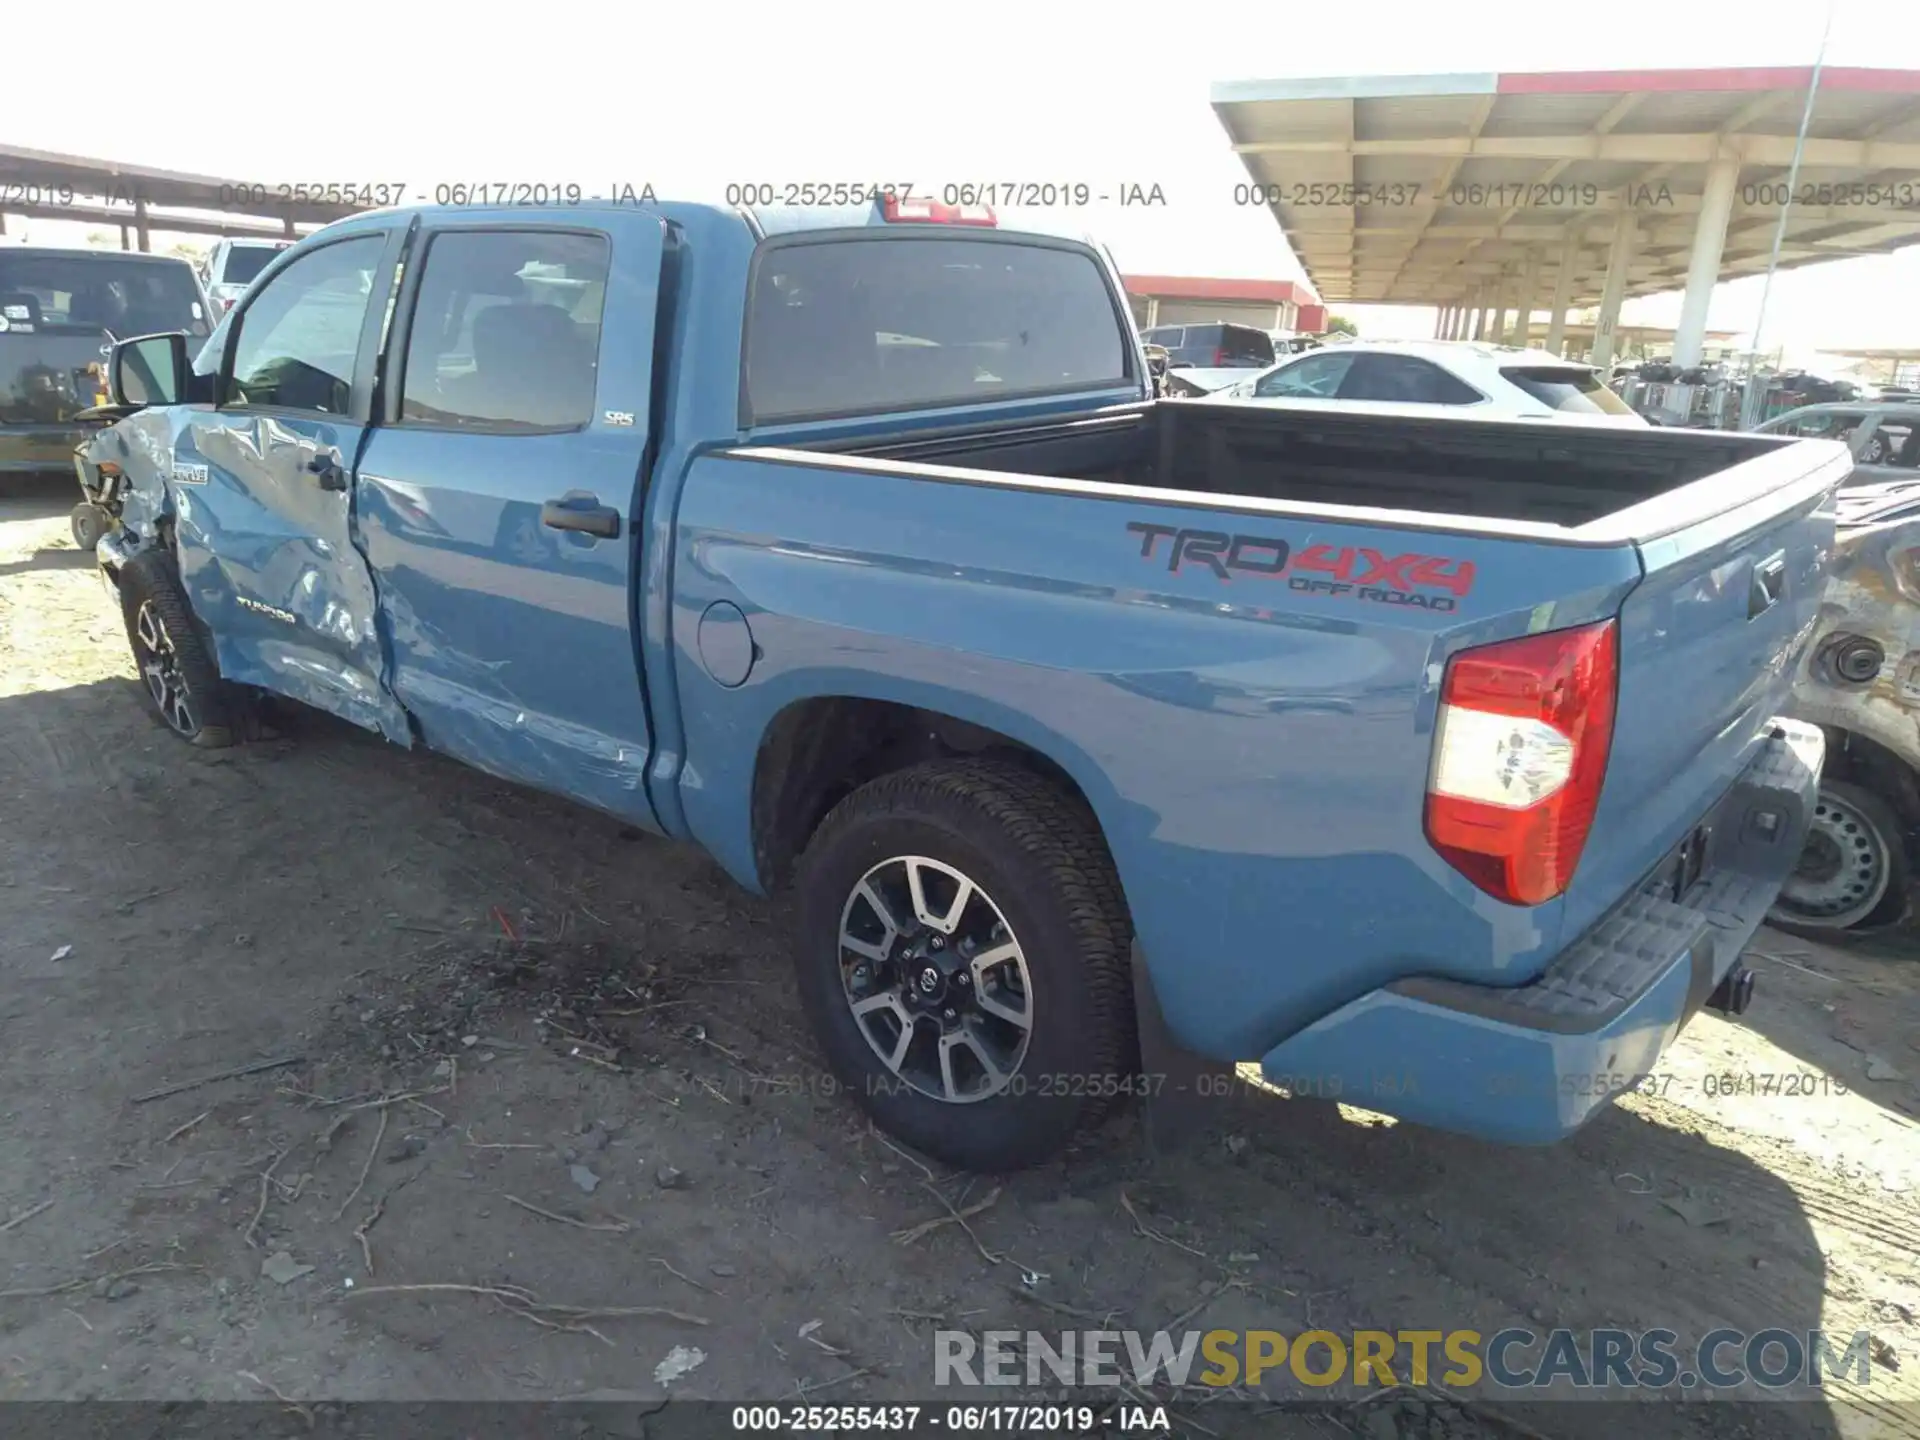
(747, 691, 1122, 899)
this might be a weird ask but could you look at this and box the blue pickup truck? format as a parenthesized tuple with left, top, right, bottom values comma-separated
(86, 195, 1844, 1172)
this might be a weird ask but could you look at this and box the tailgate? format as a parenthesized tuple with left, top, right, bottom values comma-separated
(1562, 437, 1848, 935)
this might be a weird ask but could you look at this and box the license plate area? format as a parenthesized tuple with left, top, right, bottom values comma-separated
(1656, 823, 1713, 903)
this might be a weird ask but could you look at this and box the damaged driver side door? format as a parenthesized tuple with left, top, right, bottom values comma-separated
(171, 226, 412, 740)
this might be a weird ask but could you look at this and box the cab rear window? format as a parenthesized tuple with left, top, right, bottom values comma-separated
(1501, 366, 1633, 416)
(219, 245, 285, 285)
(744, 237, 1132, 423)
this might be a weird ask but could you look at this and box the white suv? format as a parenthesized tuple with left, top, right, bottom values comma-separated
(198, 239, 292, 318)
(1213, 340, 1648, 426)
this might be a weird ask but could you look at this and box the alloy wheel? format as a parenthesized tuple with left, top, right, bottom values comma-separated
(836, 855, 1033, 1104)
(132, 599, 198, 737)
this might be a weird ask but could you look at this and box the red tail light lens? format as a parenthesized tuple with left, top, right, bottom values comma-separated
(1424, 620, 1618, 906)
(1212, 348, 1228, 365)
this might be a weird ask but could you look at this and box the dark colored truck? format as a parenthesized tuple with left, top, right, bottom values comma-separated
(0, 247, 211, 485)
(86, 195, 1840, 1171)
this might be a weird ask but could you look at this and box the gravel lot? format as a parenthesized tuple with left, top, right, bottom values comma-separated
(2, 473, 1917, 1439)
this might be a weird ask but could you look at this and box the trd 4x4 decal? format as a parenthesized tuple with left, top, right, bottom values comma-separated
(1125, 521, 1475, 613)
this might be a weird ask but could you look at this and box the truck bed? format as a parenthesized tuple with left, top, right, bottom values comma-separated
(835, 399, 1788, 531)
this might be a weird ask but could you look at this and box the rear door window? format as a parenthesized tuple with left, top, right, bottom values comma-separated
(1217, 325, 1276, 368)
(745, 237, 1131, 422)
(1339, 354, 1483, 404)
(396, 229, 609, 431)
(1500, 366, 1634, 416)
(1253, 351, 1355, 399)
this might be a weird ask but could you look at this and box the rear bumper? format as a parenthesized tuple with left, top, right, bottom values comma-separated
(1258, 718, 1824, 1143)
(0, 424, 91, 476)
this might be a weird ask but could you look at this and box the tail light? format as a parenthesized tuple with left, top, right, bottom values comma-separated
(1212, 348, 1228, 365)
(880, 195, 996, 227)
(1424, 620, 1618, 906)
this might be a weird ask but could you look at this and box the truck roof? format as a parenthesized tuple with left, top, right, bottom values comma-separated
(318, 199, 1100, 248)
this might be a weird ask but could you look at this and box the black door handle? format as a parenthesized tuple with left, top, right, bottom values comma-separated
(306, 452, 347, 491)
(541, 491, 621, 540)
(1749, 552, 1786, 619)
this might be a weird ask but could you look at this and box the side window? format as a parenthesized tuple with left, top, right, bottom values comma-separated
(397, 230, 609, 431)
(1339, 355, 1482, 404)
(1254, 352, 1355, 398)
(223, 236, 384, 414)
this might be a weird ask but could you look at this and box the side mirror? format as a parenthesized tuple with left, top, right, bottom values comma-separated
(110, 332, 190, 407)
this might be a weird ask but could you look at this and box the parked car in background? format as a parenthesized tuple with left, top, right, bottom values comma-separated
(1755, 401, 1920, 476)
(1210, 340, 1648, 426)
(1772, 479, 1920, 935)
(0, 247, 211, 488)
(199, 238, 293, 318)
(1139, 321, 1275, 393)
(86, 194, 1837, 1172)
(1269, 330, 1321, 357)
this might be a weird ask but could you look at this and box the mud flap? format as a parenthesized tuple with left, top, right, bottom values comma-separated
(1130, 940, 1242, 1158)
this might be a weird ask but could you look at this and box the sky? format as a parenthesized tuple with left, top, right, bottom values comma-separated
(8, 0, 1920, 366)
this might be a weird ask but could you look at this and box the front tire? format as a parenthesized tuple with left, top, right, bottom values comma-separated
(1768, 779, 1911, 936)
(792, 759, 1134, 1172)
(118, 551, 239, 749)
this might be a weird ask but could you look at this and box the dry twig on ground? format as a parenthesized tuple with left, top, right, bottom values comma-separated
(346, 1282, 707, 1347)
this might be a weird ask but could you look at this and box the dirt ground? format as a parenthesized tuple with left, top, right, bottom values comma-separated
(3, 473, 1919, 1440)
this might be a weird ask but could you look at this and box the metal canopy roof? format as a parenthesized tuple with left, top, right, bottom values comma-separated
(0, 144, 360, 237)
(1212, 68, 1920, 306)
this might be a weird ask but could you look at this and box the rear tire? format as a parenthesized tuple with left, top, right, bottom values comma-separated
(118, 550, 239, 749)
(1767, 779, 1911, 937)
(791, 759, 1134, 1173)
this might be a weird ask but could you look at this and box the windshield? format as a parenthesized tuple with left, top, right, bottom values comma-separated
(745, 237, 1131, 422)
(0, 253, 208, 338)
(1500, 366, 1634, 416)
(219, 245, 284, 285)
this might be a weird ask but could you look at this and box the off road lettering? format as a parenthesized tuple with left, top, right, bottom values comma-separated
(1128, 522, 1475, 605)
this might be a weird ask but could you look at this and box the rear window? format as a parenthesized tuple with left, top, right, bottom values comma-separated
(1501, 366, 1634, 416)
(219, 245, 285, 285)
(744, 237, 1131, 422)
(1215, 325, 1276, 368)
(0, 253, 208, 338)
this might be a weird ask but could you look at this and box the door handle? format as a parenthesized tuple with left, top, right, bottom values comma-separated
(306, 452, 347, 491)
(1749, 552, 1786, 619)
(541, 491, 621, 540)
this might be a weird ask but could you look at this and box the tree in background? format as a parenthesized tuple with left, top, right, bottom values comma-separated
(1326, 314, 1358, 337)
